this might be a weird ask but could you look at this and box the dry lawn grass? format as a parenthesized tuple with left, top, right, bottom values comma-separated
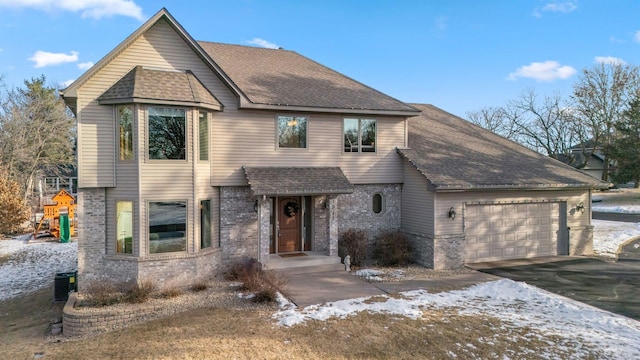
(594, 188, 640, 205)
(1, 284, 604, 360)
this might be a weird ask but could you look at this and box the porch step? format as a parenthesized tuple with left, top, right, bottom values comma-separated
(274, 263, 345, 275)
(267, 252, 343, 274)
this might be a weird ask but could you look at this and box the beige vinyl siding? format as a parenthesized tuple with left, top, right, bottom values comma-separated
(75, 18, 234, 188)
(434, 189, 590, 236)
(211, 112, 407, 185)
(401, 161, 434, 235)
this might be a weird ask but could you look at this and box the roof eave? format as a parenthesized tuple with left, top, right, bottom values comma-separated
(433, 183, 609, 192)
(98, 97, 222, 111)
(239, 100, 420, 117)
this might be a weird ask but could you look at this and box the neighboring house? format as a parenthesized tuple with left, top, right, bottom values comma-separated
(61, 8, 606, 290)
(557, 140, 606, 181)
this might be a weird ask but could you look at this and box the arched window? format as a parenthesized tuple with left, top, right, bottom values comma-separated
(373, 193, 383, 214)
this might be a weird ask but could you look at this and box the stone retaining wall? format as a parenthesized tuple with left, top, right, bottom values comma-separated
(62, 293, 170, 337)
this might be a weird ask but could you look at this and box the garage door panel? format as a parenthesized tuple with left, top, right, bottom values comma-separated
(466, 202, 560, 263)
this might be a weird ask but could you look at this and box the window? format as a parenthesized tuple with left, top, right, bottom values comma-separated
(148, 107, 186, 160)
(118, 105, 133, 160)
(278, 116, 307, 148)
(116, 201, 133, 254)
(149, 201, 186, 254)
(199, 111, 209, 161)
(344, 118, 376, 152)
(200, 200, 211, 249)
(373, 193, 384, 214)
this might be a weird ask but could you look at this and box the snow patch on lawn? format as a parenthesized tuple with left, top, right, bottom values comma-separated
(273, 279, 640, 358)
(0, 235, 77, 301)
(592, 220, 640, 257)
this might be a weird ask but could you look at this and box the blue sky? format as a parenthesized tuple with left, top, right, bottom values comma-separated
(0, 0, 639, 117)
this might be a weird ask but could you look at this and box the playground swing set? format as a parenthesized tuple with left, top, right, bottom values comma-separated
(34, 189, 76, 242)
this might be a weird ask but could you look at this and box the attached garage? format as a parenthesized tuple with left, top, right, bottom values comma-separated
(399, 104, 608, 269)
(464, 202, 567, 263)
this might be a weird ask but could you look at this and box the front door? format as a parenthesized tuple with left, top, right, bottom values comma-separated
(278, 197, 301, 253)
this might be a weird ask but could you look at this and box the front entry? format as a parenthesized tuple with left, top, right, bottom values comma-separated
(278, 197, 302, 253)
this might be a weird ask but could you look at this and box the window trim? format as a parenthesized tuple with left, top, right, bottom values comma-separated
(116, 200, 134, 255)
(198, 110, 209, 162)
(343, 118, 377, 153)
(117, 105, 134, 161)
(276, 115, 309, 150)
(372, 193, 385, 215)
(147, 200, 188, 255)
(146, 106, 188, 162)
(200, 199, 212, 250)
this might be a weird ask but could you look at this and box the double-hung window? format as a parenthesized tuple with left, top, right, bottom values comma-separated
(118, 105, 133, 161)
(344, 118, 376, 152)
(199, 111, 209, 161)
(116, 201, 133, 254)
(148, 107, 186, 160)
(278, 116, 307, 148)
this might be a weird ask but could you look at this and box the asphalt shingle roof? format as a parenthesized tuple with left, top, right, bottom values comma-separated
(399, 104, 608, 190)
(243, 167, 354, 196)
(198, 41, 417, 113)
(98, 66, 221, 109)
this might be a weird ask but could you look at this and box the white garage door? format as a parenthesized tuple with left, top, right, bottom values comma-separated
(465, 202, 560, 263)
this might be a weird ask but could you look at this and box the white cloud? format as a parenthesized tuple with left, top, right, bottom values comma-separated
(77, 61, 94, 70)
(0, 0, 144, 21)
(533, 1, 577, 17)
(61, 79, 75, 88)
(542, 1, 578, 13)
(507, 61, 576, 82)
(634, 30, 640, 43)
(245, 38, 279, 49)
(595, 56, 626, 65)
(29, 50, 78, 68)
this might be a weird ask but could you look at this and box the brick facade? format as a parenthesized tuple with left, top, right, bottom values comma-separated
(337, 184, 402, 256)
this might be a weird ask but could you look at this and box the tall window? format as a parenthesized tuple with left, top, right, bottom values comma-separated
(200, 200, 211, 249)
(148, 107, 186, 160)
(278, 116, 307, 148)
(344, 118, 376, 152)
(118, 106, 133, 160)
(199, 111, 209, 161)
(149, 201, 187, 254)
(373, 193, 384, 214)
(116, 201, 133, 254)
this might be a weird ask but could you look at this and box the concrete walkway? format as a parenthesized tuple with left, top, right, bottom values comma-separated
(279, 267, 500, 308)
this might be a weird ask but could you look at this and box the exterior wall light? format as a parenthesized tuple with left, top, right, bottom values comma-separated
(575, 202, 585, 214)
(448, 207, 456, 220)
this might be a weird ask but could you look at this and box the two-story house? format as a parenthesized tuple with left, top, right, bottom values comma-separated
(62, 8, 605, 291)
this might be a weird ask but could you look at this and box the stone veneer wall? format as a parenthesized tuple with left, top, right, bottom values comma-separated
(77, 188, 222, 292)
(402, 231, 434, 268)
(76, 188, 135, 291)
(434, 234, 466, 269)
(220, 186, 259, 266)
(337, 184, 401, 257)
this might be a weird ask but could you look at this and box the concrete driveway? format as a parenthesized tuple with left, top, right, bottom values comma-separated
(469, 256, 640, 320)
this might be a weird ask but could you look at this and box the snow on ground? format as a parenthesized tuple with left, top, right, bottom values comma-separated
(2, 216, 640, 356)
(274, 279, 640, 358)
(593, 220, 640, 257)
(592, 204, 640, 214)
(0, 234, 77, 301)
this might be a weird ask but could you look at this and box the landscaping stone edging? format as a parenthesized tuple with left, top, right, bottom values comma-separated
(62, 292, 171, 337)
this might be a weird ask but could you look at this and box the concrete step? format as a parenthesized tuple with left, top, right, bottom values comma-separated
(274, 263, 345, 275)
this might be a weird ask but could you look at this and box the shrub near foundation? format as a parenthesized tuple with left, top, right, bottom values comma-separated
(224, 258, 287, 303)
(338, 229, 368, 266)
(373, 231, 413, 266)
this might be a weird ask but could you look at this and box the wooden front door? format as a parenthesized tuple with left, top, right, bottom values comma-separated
(278, 197, 301, 253)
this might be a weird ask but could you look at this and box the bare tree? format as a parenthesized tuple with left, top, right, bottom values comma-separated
(571, 62, 640, 181)
(505, 89, 579, 159)
(0, 76, 75, 201)
(466, 106, 519, 141)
